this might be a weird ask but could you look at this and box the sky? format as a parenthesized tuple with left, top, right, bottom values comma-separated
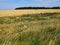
(0, 0, 60, 10)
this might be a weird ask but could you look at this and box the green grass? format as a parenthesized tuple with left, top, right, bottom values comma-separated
(0, 13, 60, 45)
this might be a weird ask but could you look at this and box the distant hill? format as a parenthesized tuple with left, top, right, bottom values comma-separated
(15, 7, 60, 10)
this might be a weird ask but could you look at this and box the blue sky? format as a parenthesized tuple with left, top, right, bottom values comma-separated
(0, 0, 60, 10)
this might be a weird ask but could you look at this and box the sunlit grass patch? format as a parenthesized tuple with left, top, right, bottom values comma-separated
(0, 13, 60, 45)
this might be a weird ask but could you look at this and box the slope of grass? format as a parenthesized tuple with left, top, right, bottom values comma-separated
(0, 13, 60, 45)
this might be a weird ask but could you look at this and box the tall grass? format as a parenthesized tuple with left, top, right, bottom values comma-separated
(0, 13, 60, 45)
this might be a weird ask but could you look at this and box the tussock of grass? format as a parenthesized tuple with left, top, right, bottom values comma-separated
(0, 13, 60, 45)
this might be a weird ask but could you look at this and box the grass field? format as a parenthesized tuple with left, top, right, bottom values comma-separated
(0, 9, 60, 45)
(0, 9, 60, 17)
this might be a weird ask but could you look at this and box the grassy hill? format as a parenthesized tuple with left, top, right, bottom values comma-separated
(0, 9, 60, 17)
(0, 13, 60, 45)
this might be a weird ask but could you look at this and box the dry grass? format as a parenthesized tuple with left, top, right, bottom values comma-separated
(0, 13, 60, 45)
(0, 9, 60, 17)
(0, 9, 60, 45)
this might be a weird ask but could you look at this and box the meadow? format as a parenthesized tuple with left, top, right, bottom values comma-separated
(0, 12, 60, 45)
(0, 9, 60, 17)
